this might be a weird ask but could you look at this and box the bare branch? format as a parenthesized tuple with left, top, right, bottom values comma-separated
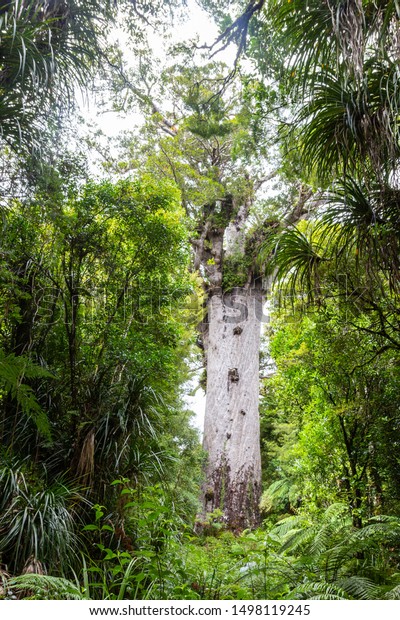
(253, 168, 279, 191)
(128, 0, 153, 28)
(284, 185, 315, 225)
(208, 0, 266, 61)
(101, 51, 178, 136)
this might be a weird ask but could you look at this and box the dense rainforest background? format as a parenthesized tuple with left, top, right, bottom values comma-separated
(1, 0, 400, 601)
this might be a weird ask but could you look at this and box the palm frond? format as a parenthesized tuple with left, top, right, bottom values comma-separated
(268, 0, 336, 98)
(270, 1, 400, 180)
(0, 0, 115, 152)
(272, 224, 326, 302)
(316, 178, 400, 285)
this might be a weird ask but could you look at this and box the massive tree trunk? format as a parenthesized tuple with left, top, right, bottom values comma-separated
(201, 286, 263, 529)
(195, 195, 265, 530)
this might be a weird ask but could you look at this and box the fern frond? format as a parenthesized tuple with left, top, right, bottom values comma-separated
(0, 348, 53, 437)
(383, 582, 400, 600)
(338, 576, 380, 600)
(288, 580, 348, 600)
(8, 574, 88, 600)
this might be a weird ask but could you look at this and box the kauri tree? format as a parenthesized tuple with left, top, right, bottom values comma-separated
(112, 60, 280, 529)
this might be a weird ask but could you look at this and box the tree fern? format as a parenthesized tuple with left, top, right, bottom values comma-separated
(270, 503, 400, 599)
(287, 579, 348, 600)
(383, 583, 400, 600)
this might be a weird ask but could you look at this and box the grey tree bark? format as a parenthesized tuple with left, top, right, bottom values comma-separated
(195, 195, 267, 530)
(201, 286, 263, 529)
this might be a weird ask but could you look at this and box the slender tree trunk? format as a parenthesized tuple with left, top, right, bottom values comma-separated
(201, 285, 263, 529)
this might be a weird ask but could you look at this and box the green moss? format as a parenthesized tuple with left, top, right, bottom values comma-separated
(222, 252, 252, 290)
(199, 368, 207, 391)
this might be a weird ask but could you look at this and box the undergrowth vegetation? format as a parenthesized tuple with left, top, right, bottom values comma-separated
(3, 495, 400, 600)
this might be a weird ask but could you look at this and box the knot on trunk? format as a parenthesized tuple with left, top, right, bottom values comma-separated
(205, 488, 214, 502)
(233, 326, 243, 335)
(228, 368, 239, 382)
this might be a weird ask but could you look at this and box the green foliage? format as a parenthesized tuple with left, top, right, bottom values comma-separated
(0, 349, 52, 438)
(272, 504, 400, 600)
(0, 0, 116, 153)
(2, 0, 400, 602)
(0, 454, 84, 573)
(7, 574, 86, 600)
(222, 252, 252, 290)
(0, 172, 201, 574)
(256, 0, 400, 184)
(261, 303, 400, 521)
(270, 222, 326, 302)
(76, 484, 197, 600)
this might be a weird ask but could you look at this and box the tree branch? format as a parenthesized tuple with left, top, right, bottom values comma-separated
(101, 51, 178, 136)
(208, 0, 266, 62)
